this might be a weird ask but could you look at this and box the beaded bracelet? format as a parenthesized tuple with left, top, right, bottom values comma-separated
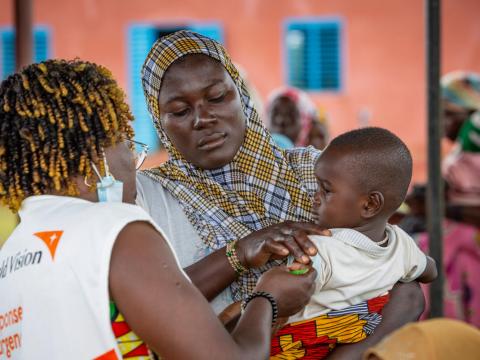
(241, 291, 278, 325)
(226, 240, 247, 275)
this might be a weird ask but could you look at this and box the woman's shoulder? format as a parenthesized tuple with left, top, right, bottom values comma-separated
(136, 171, 172, 208)
(284, 146, 321, 195)
(136, 170, 192, 229)
(137, 170, 168, 193)
(284, 146, 322, 162)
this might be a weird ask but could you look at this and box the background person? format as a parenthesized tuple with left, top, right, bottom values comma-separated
(266, 86, 329, 149)
(441, 71, 480, 226)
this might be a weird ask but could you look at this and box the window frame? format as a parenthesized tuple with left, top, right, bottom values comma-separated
(283, 16, 345, 93)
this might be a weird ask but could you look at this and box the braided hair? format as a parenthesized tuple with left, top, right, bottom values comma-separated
(0, 59, 134, 212)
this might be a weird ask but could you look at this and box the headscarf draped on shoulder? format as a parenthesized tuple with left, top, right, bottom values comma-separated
(141, 30, 320, 300)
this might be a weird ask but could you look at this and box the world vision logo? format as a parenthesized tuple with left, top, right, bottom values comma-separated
(34, 231, 63, 260)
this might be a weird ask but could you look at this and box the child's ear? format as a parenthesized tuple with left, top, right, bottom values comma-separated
(361, 191, 384, 218)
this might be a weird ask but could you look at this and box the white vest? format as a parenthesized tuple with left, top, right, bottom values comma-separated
(0, 195, 177, 359)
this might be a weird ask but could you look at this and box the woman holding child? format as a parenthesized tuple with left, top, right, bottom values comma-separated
(137, 30, 426, 358)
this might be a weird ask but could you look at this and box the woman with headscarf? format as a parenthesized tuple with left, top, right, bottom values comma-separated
(266, 86, 329, 150)
(442, 72, 480, 210)
(416, 71, 480, 326)
(136, 30, 425, 358)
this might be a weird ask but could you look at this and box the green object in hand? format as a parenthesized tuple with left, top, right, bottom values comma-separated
(290, 268, 309, 275)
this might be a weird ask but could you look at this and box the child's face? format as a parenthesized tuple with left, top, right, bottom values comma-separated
(313, 150, 366, 229)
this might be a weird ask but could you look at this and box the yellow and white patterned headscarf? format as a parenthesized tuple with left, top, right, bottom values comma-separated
(141, 30, 319, 300)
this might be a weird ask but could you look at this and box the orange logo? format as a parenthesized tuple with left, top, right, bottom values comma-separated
(34, 231, 63, 260)
(94, 349, 119, 360)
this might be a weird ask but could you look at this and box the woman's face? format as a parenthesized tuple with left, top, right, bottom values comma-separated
(269, 96, 301, 143)
(158, 54, 246, 170)
(442, 100, 474, 141)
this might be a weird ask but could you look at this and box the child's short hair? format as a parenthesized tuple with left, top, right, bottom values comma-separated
(324, 127, 412, 215)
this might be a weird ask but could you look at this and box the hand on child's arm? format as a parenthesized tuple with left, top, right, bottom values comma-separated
(416, 256, 437, 283)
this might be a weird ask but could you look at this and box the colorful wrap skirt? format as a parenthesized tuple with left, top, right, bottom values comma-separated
(270, 294, 390, 359)
(110, 301, 156, 360)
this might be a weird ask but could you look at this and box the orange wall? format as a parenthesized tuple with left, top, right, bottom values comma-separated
(1, 0, 480, 183)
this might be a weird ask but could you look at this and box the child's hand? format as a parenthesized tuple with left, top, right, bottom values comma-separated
(288, 260, 311, 275)
(218, 301, 241, 327)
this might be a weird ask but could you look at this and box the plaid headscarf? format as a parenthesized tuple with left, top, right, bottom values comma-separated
(141, 30, 320, 300)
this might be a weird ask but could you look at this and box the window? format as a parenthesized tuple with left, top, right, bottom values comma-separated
(285, 19, 342, 92)
(127, 23, 223, 151)
(0, 27, 51, 80)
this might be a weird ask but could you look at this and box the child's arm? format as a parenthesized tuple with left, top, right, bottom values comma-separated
(395, 225, 437, 284)
(415, 255, 437, 283)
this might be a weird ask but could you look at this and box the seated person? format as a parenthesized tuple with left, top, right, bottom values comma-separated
(443, 110, 480, 207)
(271, 127, 437, 360)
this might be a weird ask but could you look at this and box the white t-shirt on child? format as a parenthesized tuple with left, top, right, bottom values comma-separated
(289, 224, 427, 323)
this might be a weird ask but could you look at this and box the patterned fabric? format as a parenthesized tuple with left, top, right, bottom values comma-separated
(110, 302, 156, 359)
(419, 221, 480, 327)
(266, 86, 320, 147)
(441, 71, 480, 111)
(270, 294, 390, 360)
(140, 30, 320, 301)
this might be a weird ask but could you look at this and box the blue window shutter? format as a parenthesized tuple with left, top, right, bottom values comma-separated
(34, 27, 50, 63)
(306, 23, 322, 90)
(189, 23, 223, 43)
(0, 27, 50, 80)
(285, 20, 341, 91)
(318, 24, 340, 90)
(0, 29, 15, 79)
(128, 25, 158, 151)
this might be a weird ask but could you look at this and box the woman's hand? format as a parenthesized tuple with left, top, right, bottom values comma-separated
(254, 265, 317, 317)
(236, 221, 330, 268)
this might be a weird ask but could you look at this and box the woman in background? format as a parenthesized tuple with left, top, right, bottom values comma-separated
(266, 86, 329, 150)
(406, 72, 480, 326)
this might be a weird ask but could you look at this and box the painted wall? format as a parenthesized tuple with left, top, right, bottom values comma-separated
(1, 0, 480, 182)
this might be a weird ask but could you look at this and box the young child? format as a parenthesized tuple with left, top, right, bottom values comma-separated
(271, 127, 437, 360)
